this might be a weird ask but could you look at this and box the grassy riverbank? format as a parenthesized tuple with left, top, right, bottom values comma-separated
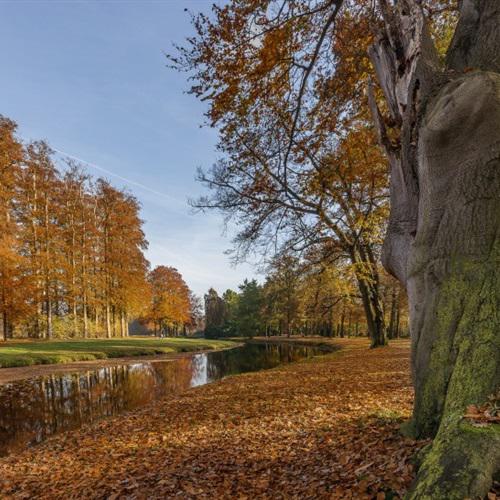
(0, 338, 426, 498)
(0, 337, 235, 368)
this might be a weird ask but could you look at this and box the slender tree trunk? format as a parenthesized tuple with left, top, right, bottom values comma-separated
(35, 302, 41, 339)
(95, 308, 100, 336)
(71, 221, 78, 336)
(2, 312, 8, 342)
(369, 1, 500, 496)
(111, 306, 116, 337)
(83, 291, 88, 338)
(44, 191, 52, 340)
(356, 274, 386, 346)
(394, 307, 399, 338)
(388, 287, 397, 340)
(1, 283, 7, 341)
(105, 301, 111, 339)
(73, 299, 78, 336)
(120, 311, 125, 338)
(339, 303, 345, 338)
(46, 289, 52, 339)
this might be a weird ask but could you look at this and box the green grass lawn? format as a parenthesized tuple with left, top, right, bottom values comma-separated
(0, 337, 236, 368)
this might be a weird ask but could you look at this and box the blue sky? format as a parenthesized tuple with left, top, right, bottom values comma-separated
(0, 0, 257, 298)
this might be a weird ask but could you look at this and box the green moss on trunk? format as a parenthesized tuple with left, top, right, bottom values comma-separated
(408, 244, 500, 497)
(412, 252, 500, 439)
(408, 422, 500, 499)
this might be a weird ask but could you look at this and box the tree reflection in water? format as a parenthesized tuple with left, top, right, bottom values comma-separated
(0, 342, 326, 455)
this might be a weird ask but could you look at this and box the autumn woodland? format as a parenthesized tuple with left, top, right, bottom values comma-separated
(0, 0, 499, 499)
(0, 117, 200, 341)
(0, 115, 404, 344)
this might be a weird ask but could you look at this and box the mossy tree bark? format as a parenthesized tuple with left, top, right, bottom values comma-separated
(369, 0, 500, 497)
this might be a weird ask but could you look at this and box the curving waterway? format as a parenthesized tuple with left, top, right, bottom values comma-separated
(0, 342, 329, 456)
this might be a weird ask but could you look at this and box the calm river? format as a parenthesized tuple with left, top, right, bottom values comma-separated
(0, 342, 328, 456)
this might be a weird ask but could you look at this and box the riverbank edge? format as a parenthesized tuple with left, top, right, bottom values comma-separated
(0, 341, 243, 385)
(247, 336, 342, 352)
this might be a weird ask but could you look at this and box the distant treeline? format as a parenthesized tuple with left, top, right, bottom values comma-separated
(0, 116, 200, 340)
(204, 255, 407, 339)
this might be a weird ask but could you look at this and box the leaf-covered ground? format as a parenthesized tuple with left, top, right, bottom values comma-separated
(0, 339, 425, 499)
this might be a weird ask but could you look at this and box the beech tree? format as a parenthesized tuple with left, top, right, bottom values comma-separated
(175, 1, 498, 496)
(368, 0, 500, 496)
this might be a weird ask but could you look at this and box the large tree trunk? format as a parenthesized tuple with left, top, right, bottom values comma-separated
(369, 0, 500, 497)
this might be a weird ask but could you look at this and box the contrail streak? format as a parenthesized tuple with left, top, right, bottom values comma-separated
(52, 147, 184, 205)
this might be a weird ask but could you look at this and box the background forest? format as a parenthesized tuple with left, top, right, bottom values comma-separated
(0, 116, 200, 340)
(204, 257, 407, 339)
(1, 110, 408, 343)
(0, 111, 407, 338)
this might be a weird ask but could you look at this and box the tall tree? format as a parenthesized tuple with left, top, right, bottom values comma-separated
(263, 255, 302, 337)
(204, 288, 226, 338)
(172, 0, 390, 347)
(58, 164, 91, 336)
(146, 266, 192, 336)
(18, 141, 61, 338)
(222, 289, 239, 336)
(0, 117, 27, 340)
(95, 181, 149, 337)
(235, 279, 263, 338)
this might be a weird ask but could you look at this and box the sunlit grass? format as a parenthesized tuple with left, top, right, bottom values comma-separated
(0, 337, 236, 368)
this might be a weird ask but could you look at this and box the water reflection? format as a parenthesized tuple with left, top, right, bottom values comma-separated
(0, 342, 326, 456)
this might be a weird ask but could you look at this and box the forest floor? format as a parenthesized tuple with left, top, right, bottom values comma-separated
(0, 338, 429, 499)
(0, 337, 235, 372)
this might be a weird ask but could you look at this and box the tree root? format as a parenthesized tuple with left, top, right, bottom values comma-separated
(407, 421, 500, 499)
